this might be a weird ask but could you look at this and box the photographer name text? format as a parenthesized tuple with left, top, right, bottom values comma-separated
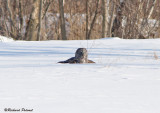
(4, 108, 33, 112)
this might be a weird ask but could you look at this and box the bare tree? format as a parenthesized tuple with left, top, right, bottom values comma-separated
(37, 0, 43, 41)
(5, 0, 17, 39)
(58, 0, 67, 40)
(107, 0, 116, 37)
(25, 0, 40, 41)
(110, 0, 159, 39)
(18, 0, 23, 33)
(86, 0, 89, 39)
(101, 0, 108, 38)
(86, 0, 100, 39)
(0, 0, 160, 40)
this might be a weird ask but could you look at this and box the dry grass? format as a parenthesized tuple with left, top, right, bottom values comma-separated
(154, 52, 159, 60)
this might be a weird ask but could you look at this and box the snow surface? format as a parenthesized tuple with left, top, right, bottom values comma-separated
(0, 35, 14, 42)
(0, 37, 160, 113)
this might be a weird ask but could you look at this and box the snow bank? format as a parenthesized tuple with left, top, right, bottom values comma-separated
(0, 35, 14, 42)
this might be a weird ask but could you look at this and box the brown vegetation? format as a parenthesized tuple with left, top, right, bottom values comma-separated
(0, 0, 160, 40)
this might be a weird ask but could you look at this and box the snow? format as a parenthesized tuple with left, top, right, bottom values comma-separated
(0, 35, 14, 42)
(0, 37, 160, 113)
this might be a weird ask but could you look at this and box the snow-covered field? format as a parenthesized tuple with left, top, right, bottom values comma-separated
(0, 36, 160, 113)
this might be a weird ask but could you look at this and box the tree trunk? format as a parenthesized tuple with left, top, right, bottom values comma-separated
(37, 0, 43, 41)
(101, 0, 108, 38)
(59, 0, 67, 40)
(25, 0, 40, 41)
(18, 0, 23, 32)
(86, 0, 89, 39)
(107, 1, 116, 37)
(6, 0, 17, 39)
(87, 0, 99, 39)
(147, 0, 157, 19)
(111, 1, 123, 37)
(42, 0, 53, 20)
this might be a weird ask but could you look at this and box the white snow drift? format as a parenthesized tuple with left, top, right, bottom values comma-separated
(0, 35, 14, 42)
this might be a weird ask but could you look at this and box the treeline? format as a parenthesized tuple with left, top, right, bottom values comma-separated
(0, 0, 160, 41)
